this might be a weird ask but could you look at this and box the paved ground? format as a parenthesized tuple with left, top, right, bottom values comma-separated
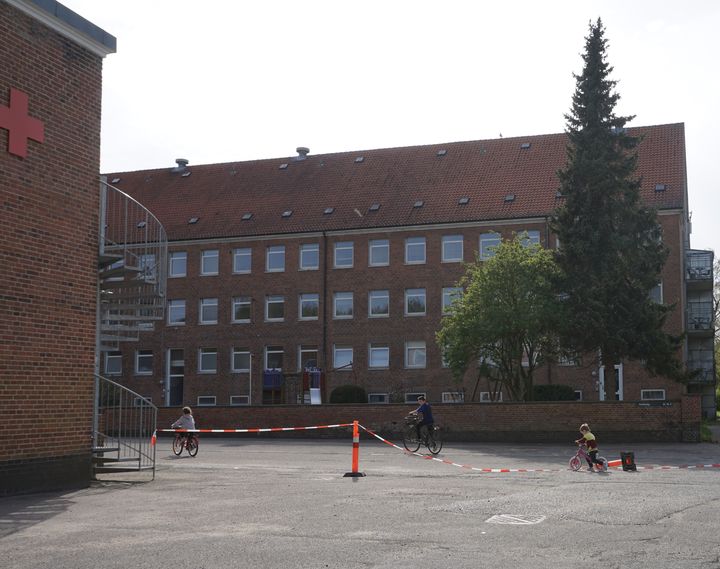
(2, 435, 719, 569)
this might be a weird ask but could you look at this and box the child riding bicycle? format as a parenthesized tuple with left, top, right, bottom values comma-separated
(172, 406, 196, 442)
(575, 423, 603, 471)
(410, 395, 434, 443)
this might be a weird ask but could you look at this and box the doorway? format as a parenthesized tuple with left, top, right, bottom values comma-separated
(167, 348, 184, 406)
(598, 363, 623, 401)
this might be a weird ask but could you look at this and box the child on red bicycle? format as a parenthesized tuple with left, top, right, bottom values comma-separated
(172, 406, 196, 442)
(575, 423, 603, 471)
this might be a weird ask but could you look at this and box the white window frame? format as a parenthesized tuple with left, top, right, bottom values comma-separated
(442, 392, 465, 403)
(520, 230, 541, 247)
(231, 348, 251, 372)
(405, 341, 426, 369)
(641, 389, 666, 401)
(405, 288, 426, 316)
(480, 233, 501, 260)
(201, 249, 219, 275)
(198, 348, 218, 374)
(441, 235, 463, 263)
(265, 346, 284, 371)
(333, 291, 354, 319)
(649, 282, 663, 304)
(333, 345, 353, 370)
(368, 393, 389, 404)
(299, 243, 320, 271)
(135, 350, 153, 375)
(299, 293, 320, 320)
(167, 299, 186, 326)
(442, 287, 462, 314)
(404, 392, 426, 403)
(368, 344, 390, 369)
(574, 390, 583, 401)
(265, 295, 285, 321)
(199, 298, 218, 325)
(298, 346, 319, 371)
(369, 290, 390, 318)
(266, 245, 285, 272)
(233, 247, 252, 274)
(479, 391, 503, 402)
(230, 395, 250, 406)
(231, 296, 252, 323)
(105, 351, 122, 375)
(369, 239, 389, 267)
(197, 396, 217, 406)
(334, 241, 354, 268)
(405, 237, 426, 264)
(169, 251, 187, 277)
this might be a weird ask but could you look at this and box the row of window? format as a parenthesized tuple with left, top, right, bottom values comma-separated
(169, 231, 542, 277)
(166, 288, 463, 325)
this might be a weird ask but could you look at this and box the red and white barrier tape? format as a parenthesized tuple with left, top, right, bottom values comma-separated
(159, 423, 353, 434)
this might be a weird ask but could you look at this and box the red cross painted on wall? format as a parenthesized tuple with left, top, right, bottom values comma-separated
(0, 88, 45, 158)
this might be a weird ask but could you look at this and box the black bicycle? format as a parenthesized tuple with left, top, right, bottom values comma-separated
(402, 414, 443, 455)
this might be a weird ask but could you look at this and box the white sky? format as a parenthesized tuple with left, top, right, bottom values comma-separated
(62, 0, 720, 254)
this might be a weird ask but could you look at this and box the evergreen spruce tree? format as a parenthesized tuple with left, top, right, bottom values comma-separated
(551, 19, 684, 383)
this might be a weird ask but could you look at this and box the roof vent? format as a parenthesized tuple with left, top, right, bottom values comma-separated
(458, 197, 470, 205)
(279, 163, 288, 170)
(437, 149, 447, 156)
(323, 207, 335, 215)
(295, 147, 310, 161)
(241, 213, 253, 221)
(111, 177, 121, 184)
(354, 156, 365, 163)
(282, 210, 293, 218)
(655, 183, 667, 192)
(369, 203, 381, 212)
(520, 142, 531, 149)
(181, 170, 191, 178)
(413, 200, 424, 208)
(136, 220, 147, 228)
(188, 217, 199, 224)
(172, 158, 189, 173)
(504, 194, 516, 203)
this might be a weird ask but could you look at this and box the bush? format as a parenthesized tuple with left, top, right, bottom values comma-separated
(532, 384, 576, 401)
(329, 385, 367, 404)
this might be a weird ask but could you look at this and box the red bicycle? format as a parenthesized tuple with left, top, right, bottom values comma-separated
(172, 431, 199, 457)
(569, 443, 607, 472)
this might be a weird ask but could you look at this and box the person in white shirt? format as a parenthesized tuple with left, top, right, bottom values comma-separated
(171, 406, 196, 444)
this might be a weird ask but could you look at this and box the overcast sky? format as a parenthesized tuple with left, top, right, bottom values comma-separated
(63, 0, 720, 254)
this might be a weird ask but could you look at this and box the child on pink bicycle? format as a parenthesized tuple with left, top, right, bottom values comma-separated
(575, 423, 603, 471)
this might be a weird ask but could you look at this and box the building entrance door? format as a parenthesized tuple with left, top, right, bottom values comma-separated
(167, 348, 184, 406)
(598, 363, 623, 401)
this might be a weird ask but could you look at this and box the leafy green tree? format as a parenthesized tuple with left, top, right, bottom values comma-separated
(550, 19, 684, 380)
(437, 234, 561, 401)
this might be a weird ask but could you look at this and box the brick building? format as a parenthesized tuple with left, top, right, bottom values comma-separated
(102, 123, 716, 418)
(0, 0, 115, 494)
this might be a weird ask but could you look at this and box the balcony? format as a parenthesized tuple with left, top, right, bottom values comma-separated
(686, 250, 713, 290)
(686, 301, 714, 337)
(687, 361, 715, 384)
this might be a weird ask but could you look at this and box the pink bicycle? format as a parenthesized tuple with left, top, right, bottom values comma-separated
(569, 444, 607, 472)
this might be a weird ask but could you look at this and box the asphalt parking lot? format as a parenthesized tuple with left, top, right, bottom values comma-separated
(2, 436, 719, 569)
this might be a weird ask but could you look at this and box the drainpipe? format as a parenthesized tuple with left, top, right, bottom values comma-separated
(322, 232, 329, 402)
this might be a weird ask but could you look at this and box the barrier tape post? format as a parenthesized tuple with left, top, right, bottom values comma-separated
(343, 420, 365, 478)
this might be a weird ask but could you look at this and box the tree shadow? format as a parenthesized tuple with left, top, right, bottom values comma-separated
(0, 491, 74, 539)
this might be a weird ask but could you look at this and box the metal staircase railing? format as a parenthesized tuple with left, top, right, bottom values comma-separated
(98, 178, 167, 351)
(92, 374, 157, 478)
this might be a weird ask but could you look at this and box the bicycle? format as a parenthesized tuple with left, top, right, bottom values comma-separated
(569, 443, 607, 472)
(403, 414, 443, 455)
(172, 431, 199, 457)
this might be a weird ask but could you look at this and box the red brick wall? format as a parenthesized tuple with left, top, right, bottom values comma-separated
(158, 395, 701, 443)
(0, 3, 103, 493)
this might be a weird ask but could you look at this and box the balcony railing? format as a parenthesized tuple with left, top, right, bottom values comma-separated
(686, 250, 713, 282)
(687, 301, 713, 332)
(687, 362, 715, 384)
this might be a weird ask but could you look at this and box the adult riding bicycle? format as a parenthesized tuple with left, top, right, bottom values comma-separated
(569, 443, 607, 472)
(403, 414, 443, 455)
(172, 430, 199, 457)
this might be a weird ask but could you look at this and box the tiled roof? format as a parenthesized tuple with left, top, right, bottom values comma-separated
(105, 123, 686, 242)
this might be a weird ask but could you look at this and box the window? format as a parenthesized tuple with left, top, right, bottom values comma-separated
(334, 292, 354, 318)
(369, 239, 389, 266)
(442, 235, 463, 262)
(405, 288, 426, 316)
(266, 295, 285, 321)
(299, 293, 319, 320)
(405, 392, 426, 403)
(574, 390, 583, 401)
(233, 248, 252, 274)
(197, 396, 216, 406)
(641, 389, 666, 401)
(199, 298, 218, 324)
(169, 251, 187, 277)
(558, 353, 580, 366)
(649, 282, 663, 304)
(168, 299, 186, 325)
(368, 393, 389, 404)
(232, 348, 251, 372)
(300, 243, 319, 270)
(201, 249, 219, 275)
(368, 344, 390, 368)
(405, 341, 426, 368)
(442, 287, 462, 314)
(405, 237, 426, 264)
(480, 233, 501, 260)
(334, 241, 354, 268)
(333, 345, 353, 370)
(105, 351, 121, 375)
(266, 245, 285, 272)
(369, 290, 389, 318)
(265, 346, 284, 370)
(479, 391, 502, 402)
(520, 230, 541, 247)
(198, 348, 217, 373)
(135, 350, 153, 375)
(442, 392, 465, 403)
(230, 395, 250, 406)
(138, 254, 157, 280)
(298, 346, 319, 371)
(232, 296, 252, 323)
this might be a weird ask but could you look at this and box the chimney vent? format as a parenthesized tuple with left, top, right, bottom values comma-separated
(295, 147, 310, 160)
(172, 158, 189, 173)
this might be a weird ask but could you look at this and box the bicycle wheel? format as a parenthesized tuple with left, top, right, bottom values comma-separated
(186, 436, 199, 457)
(427, 427, 443, 455)
(403, 426, 421, 453)
(172, 435, 184, 456)
(569, 455, 582, 471)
